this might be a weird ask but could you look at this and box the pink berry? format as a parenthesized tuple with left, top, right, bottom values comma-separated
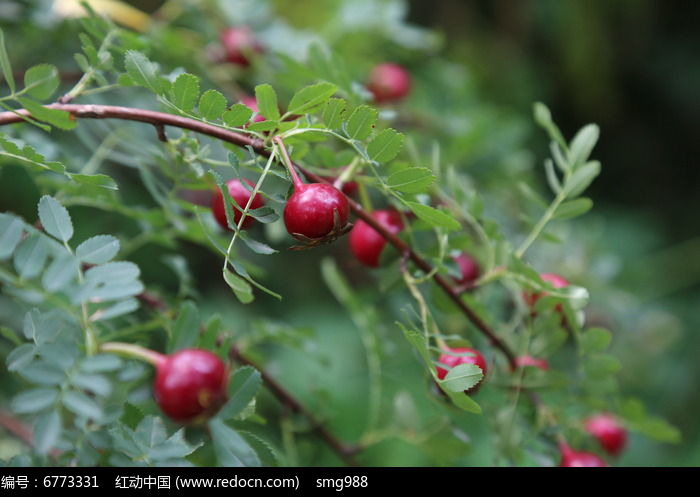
(212, 178, 265, 230)
(349, 210, 404, 267)
(560, 445, 607, 467)
(367, 63, 411, 104)
(514, 355, 549, 371)
(452, 253, 481, 287)
(284, 183, 349, 239)
(220, 27, 263, 66)
(585, 414, 627, 457)
(436, 347, 487, 393)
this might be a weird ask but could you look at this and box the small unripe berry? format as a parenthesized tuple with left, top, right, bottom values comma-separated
(452, 252, 480, 288)
(349, 210, 404, 267)
(154, 349, 228, 423)
(367, 63, 411, 104)
(436, 347, 487, 393)
(284, 183, 349, 239)
(220, 27, 263, 66)
(212, 178, 265, 230)
(584, 414, 627, 457)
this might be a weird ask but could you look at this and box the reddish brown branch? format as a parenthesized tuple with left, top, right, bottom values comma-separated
(229, 347, 361, 467)
(0, 103, 517, 369)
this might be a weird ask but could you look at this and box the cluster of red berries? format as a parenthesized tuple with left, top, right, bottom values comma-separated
(559, 414, 627, 466)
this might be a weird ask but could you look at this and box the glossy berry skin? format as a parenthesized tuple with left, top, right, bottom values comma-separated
(240, 96, 266, 123)
(452, 253, 480, 287)
(154, 349, 228, 424)
(212, 178, 265, 231)
(585, 414, 627, 456)
(560, 448, 607, 467)
(436, 347, 487, 393)
(283, 183, 349, 239)
(349, 210, 404, 267)
(524, 272, 570, 308)
(515, 355, 549, 371)
(367, 63, 411, 104)
(220, 27, 263, 66)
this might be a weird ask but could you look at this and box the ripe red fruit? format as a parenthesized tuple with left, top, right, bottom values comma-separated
(452, 252, 480, 288)
(367, 63, 411, 104)
(240, 96, 266, 123)
(559, 445, 607, 467)
(523, 272, 570, 308)
(154, 349, 228, 423)
(349, 210, 404, 267)
(436, 347, 487, 393)
(284, 183, 349, 240)
(584, 414, 627, 457)
(212, 178, 265, 230)
(220, 27, 263, 66)
(514, 355, 549, 371)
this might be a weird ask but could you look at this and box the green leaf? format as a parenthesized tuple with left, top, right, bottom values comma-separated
(23, 64, 60, 100)
(223, 268, 254, 304)
(368, 129, 404, 163)
(254, 84, 280, 121)
(33, 411, 61, 455)
(0, 28, 15, 94)
(444, 389, 482, 414)
(345, 105, 378, 140)
(222, 104, 253, 128)
(63, 390, 103, 420)
(397, 322, 432, 367)
(6, 344, 35, 371)
(0, 214, 24, 260)
(17, 98, 77, 130)
(42, 253, 79, 292)
(407, 202, 461, 231)
(239, 232, 277, 255)
(170, 73, 200, 113)
(581, 327, 612, 355)
(563, 161, 601, 198)
(218, 366, 261, 420)
(76, 235, 120, 264)
(287, 82, 338, 116)
(387, 167, 435, 193)
(441, 363, 484, 393)
(209, 418, 261, 467)
(0, 135, 67, 176)
(568, 124, 599, 168)
(80, 354, 123, 373)
(13, 234, 49, 280)
(38, 195, 73, 242)
(69, 172, 118, 190)
(19, 361, 65, 385)
(86, 261, 140, 284)
(321, 98, 347, 129)
(544, 159, 562, 194)
(92, 298, 139, 321)
(198, 89, 228, 121)
(169, 301, 199, 352)
(73, 373, 111, 397)
(124, 50, 160, 93)
(553, 198, 593, 220)
(11, 388, 58, 413)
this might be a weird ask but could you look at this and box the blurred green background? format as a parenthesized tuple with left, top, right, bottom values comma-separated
(0, 0, 698, 466)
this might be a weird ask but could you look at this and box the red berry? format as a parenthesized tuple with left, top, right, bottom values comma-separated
(436, 347, 487, 393)
(349, 210, 404, 267)
(367, 63, 411, 103)
(584, 414, 627, 457)
(524, 272, 570, 307)
(560, 446, 607, 467)
(240, 96, 266, 123)
(154, 349, 228, 423)
(452, 253, 480, 287)
(212, 178, 265, 230)
(220, 27, 263, 66)
(514, 355, 549, 371)
(283, 183, 349, 239)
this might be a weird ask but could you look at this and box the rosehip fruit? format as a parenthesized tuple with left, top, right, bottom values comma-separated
(367, 63, 411, 104)
(452, 252, 480, 287)
(514, 355, 549, 371)
(283, 183, 349, 240)
(349, 210, 404, 267)
(240, 96, 266, 123)
(436, 347, 487, 393)
(559, 445, 607, 467)
(220, 27, 263, 66)
(212, 178, 265, 230)
(523, 272, 570, 308)
(154, 349, 228, 423)
(584, 414, 627, 457)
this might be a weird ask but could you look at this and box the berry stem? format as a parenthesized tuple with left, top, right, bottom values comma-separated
(100, 342, 166, 367)
(334, 157, 361, 189)
(273, 136, 304, 190)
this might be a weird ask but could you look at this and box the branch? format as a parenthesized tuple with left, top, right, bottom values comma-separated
(0, 103, 517, 368)
(229, 347, 361, 467)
